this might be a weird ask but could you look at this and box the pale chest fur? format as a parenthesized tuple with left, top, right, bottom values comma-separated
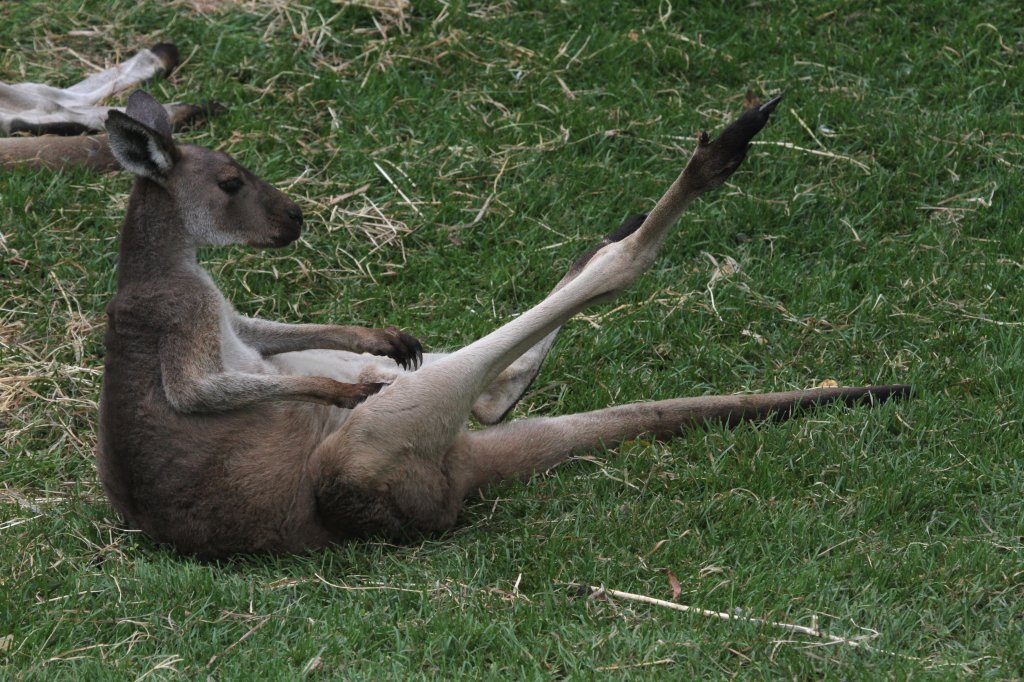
(194, 267, 269, 374)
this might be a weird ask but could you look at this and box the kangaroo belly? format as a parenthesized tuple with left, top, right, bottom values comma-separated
(99, 396, 335, 557)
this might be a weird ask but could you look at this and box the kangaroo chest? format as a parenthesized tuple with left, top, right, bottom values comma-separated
(193, 268, 267, 374)
(217, 306, 264, 372)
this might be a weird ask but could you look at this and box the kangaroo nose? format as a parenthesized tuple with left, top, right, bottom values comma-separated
(287, 205, 303, 225)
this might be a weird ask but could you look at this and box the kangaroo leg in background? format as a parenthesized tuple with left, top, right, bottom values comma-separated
(0, 43, 179, 135)
(0, 101, 225, 171)
(0, 43, 225, 171)
(63, 43, 180, 101)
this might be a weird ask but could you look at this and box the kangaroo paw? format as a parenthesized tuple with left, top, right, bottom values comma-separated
(684, 93, 782, 193)
(149, 42, 181, 76)
(331, 381, 387, 408)
(167, 100, 229, 131)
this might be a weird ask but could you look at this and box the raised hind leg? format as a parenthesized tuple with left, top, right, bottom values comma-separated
(311, 98, 786, 538)
(472, 212, 649, 424)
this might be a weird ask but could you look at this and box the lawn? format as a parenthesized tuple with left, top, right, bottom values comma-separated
(1, 0, 1022, 678)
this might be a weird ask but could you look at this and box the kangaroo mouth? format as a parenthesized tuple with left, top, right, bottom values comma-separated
(254, 224, 301, 248)
(272, 230, 300, 247)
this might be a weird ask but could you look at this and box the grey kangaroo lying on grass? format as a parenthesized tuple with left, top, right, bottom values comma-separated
(0, 43, 221, 171)
(97, 90, 909, 559)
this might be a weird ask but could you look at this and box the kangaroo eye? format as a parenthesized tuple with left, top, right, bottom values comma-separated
(218, 177, 243, 194)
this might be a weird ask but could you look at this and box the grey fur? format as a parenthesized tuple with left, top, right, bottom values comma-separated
(0, 43, 222, 171)
(97, 92, 909, 558)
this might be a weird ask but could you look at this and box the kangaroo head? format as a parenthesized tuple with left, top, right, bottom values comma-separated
(106, 90, 303, 248)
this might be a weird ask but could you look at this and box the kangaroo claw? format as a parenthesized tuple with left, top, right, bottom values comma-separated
(759, 93, 783, 114)
(682, 92, 783, 193)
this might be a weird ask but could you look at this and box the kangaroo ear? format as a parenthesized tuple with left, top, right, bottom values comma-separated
(106, 107, 176, 181)
(125, 89, 173, 144)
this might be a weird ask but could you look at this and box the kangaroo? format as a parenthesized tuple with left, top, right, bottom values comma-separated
(1, 43, 222, 171)
(97, 90, 909, 559)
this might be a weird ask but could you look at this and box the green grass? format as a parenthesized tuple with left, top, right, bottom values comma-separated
(2, 0, 1022, 677)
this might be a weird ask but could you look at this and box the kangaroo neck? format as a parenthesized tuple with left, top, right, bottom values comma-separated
(116, 177, 199, 288)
